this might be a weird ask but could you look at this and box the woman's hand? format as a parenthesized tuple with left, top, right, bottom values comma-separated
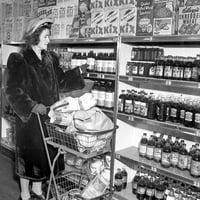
(32, 104, 47, 115)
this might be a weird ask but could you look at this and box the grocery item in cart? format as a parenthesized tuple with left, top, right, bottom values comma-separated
(74, 107, 114, 132)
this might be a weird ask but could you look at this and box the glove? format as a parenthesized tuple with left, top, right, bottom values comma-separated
(32, 104, 47, 115)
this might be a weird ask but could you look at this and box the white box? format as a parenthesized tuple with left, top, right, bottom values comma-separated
(91, 10, 104, 37)
(119, 6, 137, 36)
(90, 0, 104, 11)
(4, 17, 15, 41)
(103, 8, 119, 37)
(15, 16, 29, 41)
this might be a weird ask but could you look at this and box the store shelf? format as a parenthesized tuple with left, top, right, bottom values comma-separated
(50, 37, 118, 45)
(121, 35, 200, 45)
(85, 72, 115, 80)
(115, 146, 200, 187)
(120, 75, 200, 96)
(118, 113, 200, 143)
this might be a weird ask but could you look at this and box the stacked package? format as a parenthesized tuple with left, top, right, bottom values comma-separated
(178, 0, 200, 35)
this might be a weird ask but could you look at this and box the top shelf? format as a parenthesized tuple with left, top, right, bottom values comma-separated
(3, 35, 200, 46)
(121, 35, 200, 45)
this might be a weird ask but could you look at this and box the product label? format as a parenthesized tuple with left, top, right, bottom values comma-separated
(146, 146, 154, 158)
(154, 148, 162, 160)
(161, 152, 171, 166)
(170, 108, 177, 117)
(164, 65, 173, 77)
(191, 160, 200, 176)
(170, 152, 179, 166)
(137, 186, 146, 194)
(146, 188, 155, 196)
(125, 99, 133, 113)
(178, 155, 188, 169)
(185, 111, 193, 121)
(139, 144, 147, 156)
(195, 113, 200, 123)
(118, 99, 124, 112)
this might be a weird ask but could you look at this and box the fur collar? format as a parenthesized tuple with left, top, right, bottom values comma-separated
(22, 46, 48, 65)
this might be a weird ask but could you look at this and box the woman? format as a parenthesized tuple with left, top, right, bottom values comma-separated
(5, 17, 86, 200)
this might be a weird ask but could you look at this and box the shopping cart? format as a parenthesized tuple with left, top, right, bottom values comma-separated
(37, 113, 117, 200)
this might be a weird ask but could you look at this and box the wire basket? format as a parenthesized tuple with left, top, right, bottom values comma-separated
(51, 171, 112, 200)
(45, 121, 116, 157)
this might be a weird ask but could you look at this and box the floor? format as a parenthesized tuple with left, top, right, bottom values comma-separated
(0, 153, 20, 200)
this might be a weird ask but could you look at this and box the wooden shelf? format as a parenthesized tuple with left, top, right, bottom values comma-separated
(120, 75, 200, 96)
(118, 113, 200, 143)
(116, 146, 200, 187)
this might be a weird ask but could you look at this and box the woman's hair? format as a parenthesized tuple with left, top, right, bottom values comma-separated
(24, 24, 51, 46)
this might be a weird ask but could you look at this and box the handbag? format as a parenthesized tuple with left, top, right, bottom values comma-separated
(73, 107, 114, 132)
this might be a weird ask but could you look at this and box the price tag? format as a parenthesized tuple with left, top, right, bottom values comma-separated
(128, 115, 134, 121)
(97, 74, 102, 78)
(165, 80, 171, 86)
(193, 181, 200, 188)
(151, 166, 157, 172)
(115, 154, 121, 159)
(128, 76, 133, 81)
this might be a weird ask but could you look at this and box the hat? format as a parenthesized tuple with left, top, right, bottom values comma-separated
(24, 17, 54, 37)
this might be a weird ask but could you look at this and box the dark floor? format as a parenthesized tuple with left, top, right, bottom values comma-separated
(0, 153, 20, 200)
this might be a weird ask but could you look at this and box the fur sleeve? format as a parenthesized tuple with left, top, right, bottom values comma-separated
(5, 53, 36, 122)
(49, 51, 85, 92)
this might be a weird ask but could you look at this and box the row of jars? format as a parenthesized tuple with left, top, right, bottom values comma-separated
(139, 132, 200, 177)
(91, 80, 115, 109)
(118, 89, 200, 129)
(51, 47, 117, 74)
(132, 167, 200, 200)
(127, 55, 200, 82)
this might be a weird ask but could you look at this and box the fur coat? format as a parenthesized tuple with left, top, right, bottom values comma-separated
(5, 46, 85, 181)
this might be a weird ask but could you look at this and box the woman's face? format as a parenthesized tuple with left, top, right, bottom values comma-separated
(37, 28, 50, 50)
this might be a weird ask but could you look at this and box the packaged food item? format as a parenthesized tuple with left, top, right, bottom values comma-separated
(136, 0, 153, 36)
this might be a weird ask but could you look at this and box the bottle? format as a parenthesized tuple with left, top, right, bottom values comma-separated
(147, 93, 156, 120)
(124, 90, 134, 114)
(183, 57, 192, 81)
(136, 175, 146, 200)
(187, 145, 195, 171)
(91, 81, 99, 104)
(184, 99, 194, 127)
(163, 55, 173, 79)
(102, 52, 108, 73)
(97, 81, 106, 108)
(153, 136, 163, 162)
(121, 167, 128, 189)
(156, 96, 167, 122)
(118, 90, 126, 113)
(104, 81, 114, 110)
(87, 51, 95, 72)
(139, 133, 148, 157)
(154, 179, 165, 200)
(190, 147, 200, 177)
(146, 135, 155, 160)
(169, 96, 180, 123)
(194, 100, 200, 129)
(114, 168, 123, 192)
(155, 56, 164, 78)
(177, 143, 188, 170)
(145, 176, 155, 200)
(170, 137, 180, 167)
(161, 138, 172, 168)
(96, 52, 103, 73)
(192, 54, 200, 81)
(132, 171, 141, 194)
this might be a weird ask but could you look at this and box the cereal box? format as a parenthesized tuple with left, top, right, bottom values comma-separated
(104, 8, 119, 37)
(79, 11, 91, 38)
(5, 17, 15, 42)
(47, 0, 56, 6)
(104, 0, 119, 10)
(38, 0, 47, 8)
(136, 0, 153, 36)
(118, 0, 136, 8)
(119, 6, 137, 36)
(153, 0, 177, 35)
(91, 10, 104, 37)
(90, 0, 104, 11)
(178, 5, 200, 35)
(15, 16, 29, 41)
